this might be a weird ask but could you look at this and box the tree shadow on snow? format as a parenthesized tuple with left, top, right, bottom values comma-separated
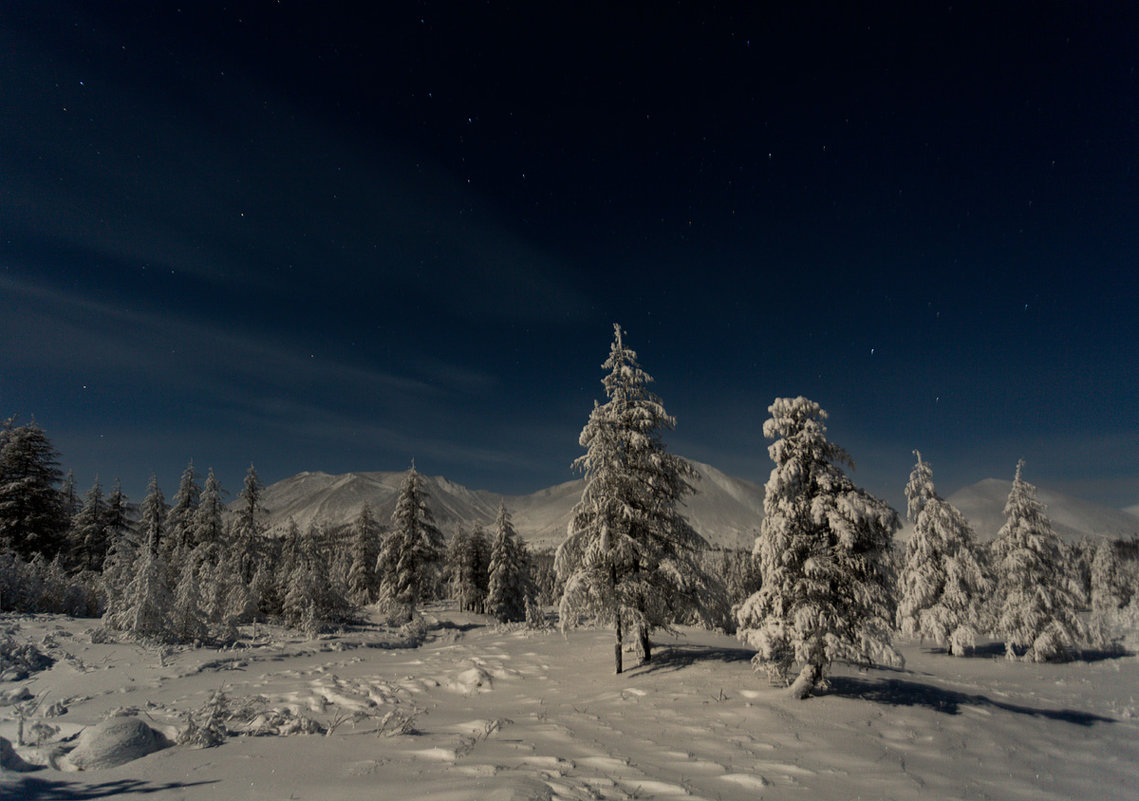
(7, 777, 219, 800)
(927, 642, 1133, 663)
(630, 641, 755, 676)
(825, 676, 1115, 727)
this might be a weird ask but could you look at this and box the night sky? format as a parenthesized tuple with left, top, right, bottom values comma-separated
(2, 2, 1136, 512)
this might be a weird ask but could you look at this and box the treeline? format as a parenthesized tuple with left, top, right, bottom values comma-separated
(0, 417, 551, 642)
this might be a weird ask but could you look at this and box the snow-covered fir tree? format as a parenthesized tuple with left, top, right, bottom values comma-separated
(163, 460, 200, 560)
(282, 522, 349, 634)
(103, 480, 132, 554)
(346, 504, 382, 605)
(0, 418, 68, 560)
(992, 460, 1084, 662)
(556, 324, 716, 673)
(137, 474, 167, 556)
(486, 504, 533, 623)
(1089, 540, 1129, 648)
(71, 477, 109, 572)
(448, 527, 490, 613)
(60, 469, 79, 522)
(1091, 540, 1127, 616)
(108, 545, 173, 642)
(896, 451, 990, 655)
(231, 463, 267, 584)
(376, 465, 444, 621)
(191, 468, 227, 559)
(736, 397, 900, 698)
(171, 557, 207, 643)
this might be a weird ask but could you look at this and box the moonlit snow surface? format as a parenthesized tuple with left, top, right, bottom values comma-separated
(2, 610, 1137, 800)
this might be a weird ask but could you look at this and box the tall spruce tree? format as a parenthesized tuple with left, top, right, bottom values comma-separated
(375, 465, 443, 621)
(346, 504, 382, 605)
(232, 464, 267, 584)
(137, 475, 167, 555)
(164, 460, 201, 559)
(992, 461, 1084, 662)
(556, 324, 713, 673)
(486, 504, 532, 623)
(0, 418, 67, 559)
(896, 451, 990, 655)
(191, 468, 226, 559)
(735, 397, 900, 698)
(448, 527, 490, 613)
(71, 478, 109, 572)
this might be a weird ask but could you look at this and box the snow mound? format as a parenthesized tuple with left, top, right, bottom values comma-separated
(64, 715, 169, 770)
(446, 666, 493, 694)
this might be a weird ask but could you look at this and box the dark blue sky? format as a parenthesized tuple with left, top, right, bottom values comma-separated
(2, 2, 1136, 512)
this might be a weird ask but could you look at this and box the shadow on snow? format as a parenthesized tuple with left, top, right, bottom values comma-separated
(4, 777, 219, 800)
(925, 641, 1133, 663)
(825, 676, 1115, 726)
(628, 640, 755, 676)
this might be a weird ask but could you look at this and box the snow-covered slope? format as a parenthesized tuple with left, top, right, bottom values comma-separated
(947, 479, 1139, 544)
(253, 460, 764, 551)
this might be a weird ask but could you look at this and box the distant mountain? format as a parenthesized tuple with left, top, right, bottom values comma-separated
(946, 479, 1139, 544)
(252, 459, 763, 551)
(1126, 504, 1139, 520)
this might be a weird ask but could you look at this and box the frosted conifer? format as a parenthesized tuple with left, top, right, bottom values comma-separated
(0, 418, 67, 560)
(486, 505, 532, 623)
(448, 527, 490, 613)
(164, 460, 200, 559)
(556, 324, 714, 673)
(1091, 541, 1127, 616)
(232, 464, 266, 583)
(71, 478, 109, 572)
(736, 397, 900, 698)
(171, 559, 207, 643)
(896, 451, 990, 655)
(992, 461, 1084, 662)
(191, 469, 226, 559)
(346, 504, 381, 605)
(137, 475, 167, 556)
(376, 466, 443, 621)
(113, 547, 173, 641)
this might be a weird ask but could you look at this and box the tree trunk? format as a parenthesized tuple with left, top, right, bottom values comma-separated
(637, 624, 651, 664)
(614, 612, 624, 674)
(789, 662, 822, 699)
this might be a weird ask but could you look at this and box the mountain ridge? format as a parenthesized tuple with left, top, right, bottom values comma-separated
(248, 465, 1137, 551)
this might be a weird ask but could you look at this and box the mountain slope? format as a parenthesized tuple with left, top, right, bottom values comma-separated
(946, 479, 1139, 544)
(254, 460, 764, 550)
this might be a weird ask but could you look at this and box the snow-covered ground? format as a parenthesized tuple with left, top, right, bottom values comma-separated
(3, 610, 1137, 800)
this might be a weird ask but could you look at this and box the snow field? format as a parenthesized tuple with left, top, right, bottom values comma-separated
(1, 609, 1137, 800)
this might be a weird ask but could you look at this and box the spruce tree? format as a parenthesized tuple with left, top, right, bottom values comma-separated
(164, 460, 201, 560)
(0, 418, 67, 559)
(346, 504, 381, 605)
(992, 461, 1084, 661)
(556, 324, 714, 673)
(375, 466, 443, 621)
(232, 464, 267, 584)
(896, 451, 990, 655)
(736, 397, 900, 698)
(60, 470, 79, 521)
(72, 478, 109, 572)
(448, 527, 490, 613)
(137, 475, 167, 556)
(486, 504, 533, 623)
(191, 468, 227, 559)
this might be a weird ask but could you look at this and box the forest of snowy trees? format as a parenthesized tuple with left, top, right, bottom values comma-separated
(2, 324, 1138, 697)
